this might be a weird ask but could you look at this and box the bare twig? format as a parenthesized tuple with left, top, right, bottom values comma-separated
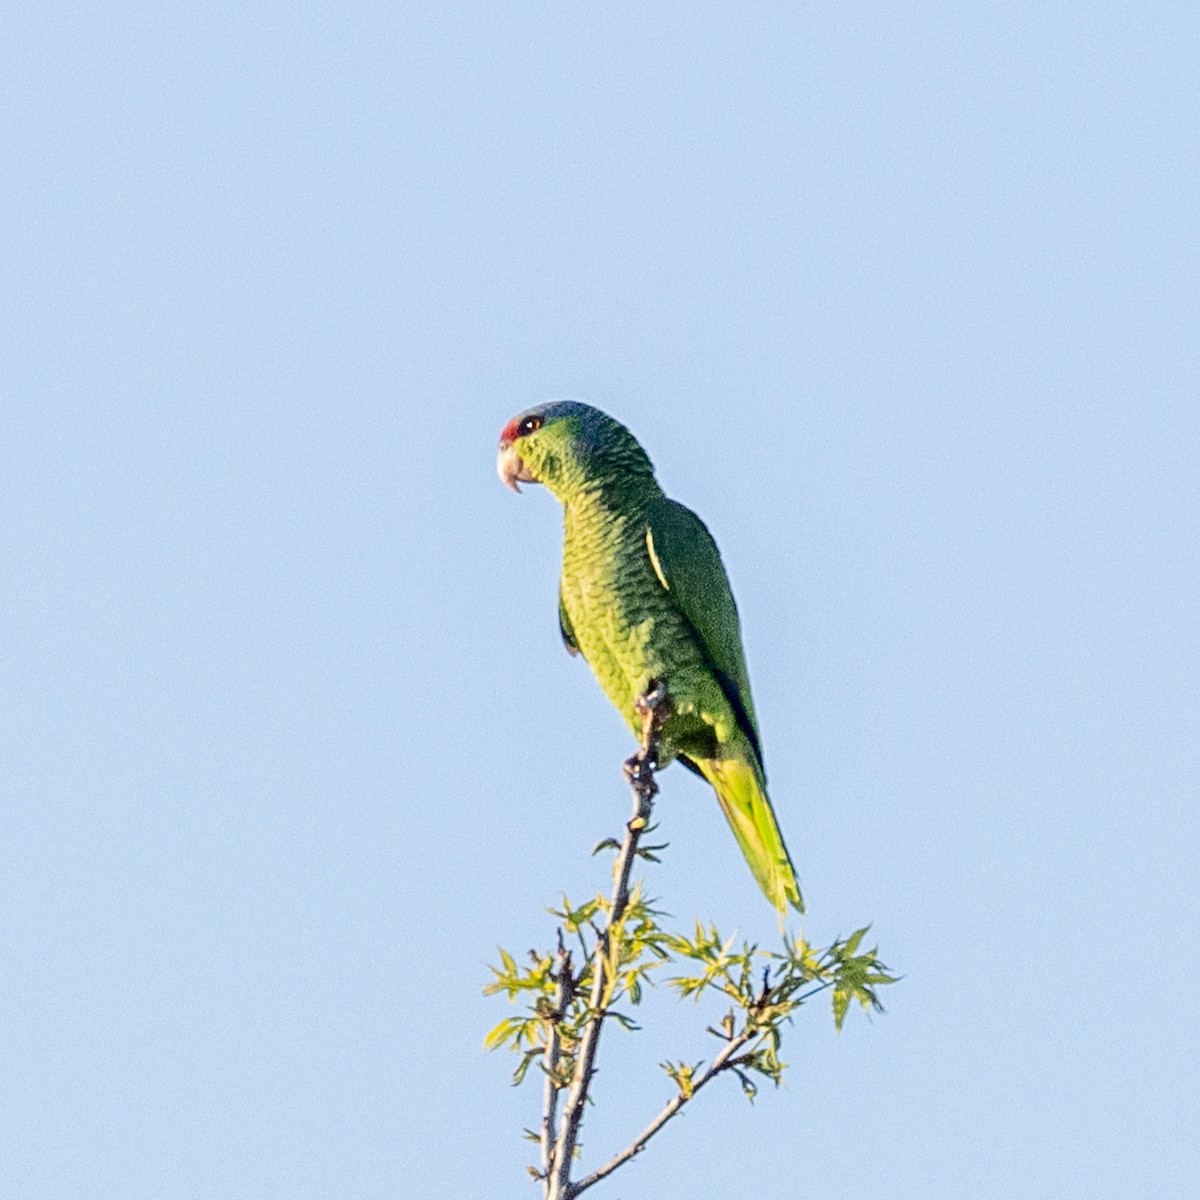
(544, 682, 668, 1200)
(567, 1025, 761, 1198)
(539, 934, 572, 1182)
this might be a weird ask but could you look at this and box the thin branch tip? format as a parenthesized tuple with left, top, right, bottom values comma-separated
(544, 683, 669, 1200)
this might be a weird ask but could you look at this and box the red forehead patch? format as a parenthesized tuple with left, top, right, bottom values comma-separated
(500, 417, 521, 444)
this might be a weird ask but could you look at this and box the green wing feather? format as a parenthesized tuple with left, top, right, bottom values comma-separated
(645, 496, 803, 914)
(558, 589, 580, 656)
(644, 497, 762, 764)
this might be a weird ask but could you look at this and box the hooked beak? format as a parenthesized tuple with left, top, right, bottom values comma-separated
(497, 440, 536, 492)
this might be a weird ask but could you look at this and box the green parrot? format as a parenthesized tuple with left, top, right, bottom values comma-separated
(497, 401, 803, 914)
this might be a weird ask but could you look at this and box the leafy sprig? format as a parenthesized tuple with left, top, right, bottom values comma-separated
(485, 682, 897, 1198)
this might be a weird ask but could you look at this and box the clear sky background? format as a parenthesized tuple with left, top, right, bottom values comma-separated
(3, 3, 1197, 1198)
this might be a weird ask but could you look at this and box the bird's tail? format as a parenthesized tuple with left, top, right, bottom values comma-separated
(697, 754, 804, 915)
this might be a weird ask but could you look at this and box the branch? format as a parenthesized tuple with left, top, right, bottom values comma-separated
(545, 682, 668, 1200)
(568, 1025, 761, 1198)
(539, 935, 572, 1182)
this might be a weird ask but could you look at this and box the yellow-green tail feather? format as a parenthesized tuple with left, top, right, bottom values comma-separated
(698, 755, 804, 915)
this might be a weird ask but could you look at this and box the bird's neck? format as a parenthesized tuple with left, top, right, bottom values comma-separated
(560, 474, 662, 526)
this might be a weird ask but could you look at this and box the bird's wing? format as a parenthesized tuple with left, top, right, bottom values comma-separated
(644, 496, 762, 766)
(558, 588, 580, 657)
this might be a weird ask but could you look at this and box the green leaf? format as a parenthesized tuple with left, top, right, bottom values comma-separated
(661, 1059, 700, 1100)
(832, 987, 850, 1032)
(843, 926, 869, 957)
(511, 1049, 539, 1086)
(483, 1016, 523, 1052)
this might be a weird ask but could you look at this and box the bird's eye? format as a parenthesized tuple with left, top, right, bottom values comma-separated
(517, 414, 544, 437)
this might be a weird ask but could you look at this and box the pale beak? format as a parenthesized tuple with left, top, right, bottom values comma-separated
(497, 440, 535, 492)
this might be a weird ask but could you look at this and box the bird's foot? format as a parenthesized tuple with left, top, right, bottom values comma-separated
(623, 680, 672, 802)
(622, 749, 658, 792)
(634, 679, 671, 739)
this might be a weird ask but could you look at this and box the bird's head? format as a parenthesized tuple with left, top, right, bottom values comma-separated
(496, 401, 655, 501)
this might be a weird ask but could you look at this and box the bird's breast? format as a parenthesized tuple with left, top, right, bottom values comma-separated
(560, 502, 704, 723)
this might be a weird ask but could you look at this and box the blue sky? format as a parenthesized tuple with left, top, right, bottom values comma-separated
(3, 3, 1197, 1197)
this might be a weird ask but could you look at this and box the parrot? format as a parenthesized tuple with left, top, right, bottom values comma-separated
(496, 401, 803, 914)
